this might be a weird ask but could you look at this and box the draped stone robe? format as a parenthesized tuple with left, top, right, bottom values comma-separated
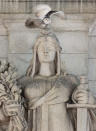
(23, 75, 78, 131)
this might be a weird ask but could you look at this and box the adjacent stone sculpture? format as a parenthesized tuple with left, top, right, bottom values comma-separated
(21, 4, 96, 131)
(0, 60, 28, 131)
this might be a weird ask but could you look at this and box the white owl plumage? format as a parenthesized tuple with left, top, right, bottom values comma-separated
(25, 4, 64, 28)
(33, 4, 52, 20)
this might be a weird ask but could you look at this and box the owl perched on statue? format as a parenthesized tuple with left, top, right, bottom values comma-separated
(25, 4, 65, 28)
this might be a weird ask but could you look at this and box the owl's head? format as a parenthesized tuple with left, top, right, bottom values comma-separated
(33, 4, 51, 20)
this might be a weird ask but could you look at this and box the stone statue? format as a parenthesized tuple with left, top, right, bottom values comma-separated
(0, 4, 96, 131)
(0, 60, 28, 131)
(20, 4, 96, 131)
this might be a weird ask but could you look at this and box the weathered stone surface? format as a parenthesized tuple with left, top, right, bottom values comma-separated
(89, 19, 96, 36)
(6, 22, 32, 32)
(8, 54, 32, 76)
(89, 81, 96, 97)
(6, 15, 88, 32)
(56, 32, 88, 53)
(0, 36, 8, 57)
(0, 58, 8, 61)
(0, 1, 96, 14)
(8, 31, 39, 53)
(52, 17, 88, 31)
(89, 36, 96, 58)
(8, 53, 88, 77)
(8, 30, 88, 54)
(88, 59, 96, 81)
(0, 24, 7, 36)
(0, 13, 95, 94)
(61, 54, 88, 76)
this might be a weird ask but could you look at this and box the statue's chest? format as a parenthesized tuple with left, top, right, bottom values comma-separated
(24, 80, 54, 100)
(24, 78, 72, 103)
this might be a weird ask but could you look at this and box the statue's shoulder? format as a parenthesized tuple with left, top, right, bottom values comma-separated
(56, 74, 79, 88)
(19, 76, 45, 88)
(18, 76, 35, 88)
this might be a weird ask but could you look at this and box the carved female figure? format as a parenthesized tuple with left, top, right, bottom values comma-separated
(23, 30, 76, 131)
(22, 27, 96, 131)
(22, 4, 96, 131)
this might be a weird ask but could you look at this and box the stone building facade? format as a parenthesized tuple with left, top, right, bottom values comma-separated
(0, 0, 96, 95)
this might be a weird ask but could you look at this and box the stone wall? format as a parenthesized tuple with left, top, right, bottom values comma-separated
(0, 1, 96, 14)
(0, 14, 96, 95)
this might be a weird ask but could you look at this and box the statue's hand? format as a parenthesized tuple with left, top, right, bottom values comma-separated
(3, 100, 21, 117)
(72, 89, 96, 104)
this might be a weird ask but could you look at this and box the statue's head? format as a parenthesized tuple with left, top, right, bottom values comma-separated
(37, 42, 56, 63)
(26, 36, 62, 78)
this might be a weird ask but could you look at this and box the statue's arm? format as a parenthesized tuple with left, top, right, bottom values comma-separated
(72, 86, 96, 104)
(0, 105, 9, 122)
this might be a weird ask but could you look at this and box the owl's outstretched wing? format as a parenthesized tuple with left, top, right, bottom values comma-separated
(25, 18, 42, 28)
(45, 11, 64, 19)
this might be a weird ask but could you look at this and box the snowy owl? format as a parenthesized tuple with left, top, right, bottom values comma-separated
(25, 4, 64, 28)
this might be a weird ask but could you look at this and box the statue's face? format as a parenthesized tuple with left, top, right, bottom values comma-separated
(37, 43, 56, 63)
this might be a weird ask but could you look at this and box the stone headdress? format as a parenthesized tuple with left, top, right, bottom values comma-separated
(26, 33, 62, 78)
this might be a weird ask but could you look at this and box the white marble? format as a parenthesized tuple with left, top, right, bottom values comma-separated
(0, 14, 95, 93)
(88, 59, 96, 81)
(8, 31, 88, 54)
(8, 54, 32, 76)
(89, 81, 96, 97)
(0, 36, 8, 57)
(52, 17, 89, 31)
(0, 9, 95, 131)
(61, 54, 88, 76)
(89, 36, 96, 58)
(89, 19, 96, 36)
(8, 31, 39, 53)
(56, 32, 88, 53)
(0, 24, 7, 36)
(0, 1, 96, 14)
(5, 16, 88, 33)
(8, 53, 88, 77)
